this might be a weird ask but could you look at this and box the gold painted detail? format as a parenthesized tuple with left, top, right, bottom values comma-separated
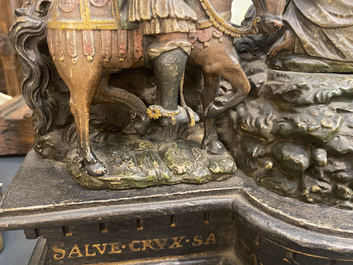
(185, 106, 196, 127)
(197, 12, 231, 29)
(50, 0, 259, 35)
(147, 105, 180, 126)
(52, 233, 217, 260)
(198, 0, 259, 38)
(48, 28, 142, 63)
(265, 238, 353, 262)
(146, 105, 162, 120)
(165, 110, 180, 126)
(47, 0, 120, 30)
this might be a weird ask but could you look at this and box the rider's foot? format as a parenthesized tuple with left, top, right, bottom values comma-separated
(148, 105, 200, 126)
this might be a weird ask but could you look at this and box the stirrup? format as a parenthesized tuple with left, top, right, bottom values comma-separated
(184, 106, 197, 127)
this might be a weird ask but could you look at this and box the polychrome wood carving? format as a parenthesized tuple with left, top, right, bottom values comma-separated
(4, 2, 353, 265)
(11, 0, 285, 189)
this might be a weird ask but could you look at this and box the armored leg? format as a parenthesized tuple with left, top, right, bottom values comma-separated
(147, 38, 200, 126)
(154, 48, 187, 111)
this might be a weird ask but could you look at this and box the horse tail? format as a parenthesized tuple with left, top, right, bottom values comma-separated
(10, 3, 57, 135)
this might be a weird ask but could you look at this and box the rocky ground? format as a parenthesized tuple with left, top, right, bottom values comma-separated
(219, 56, 353, 209)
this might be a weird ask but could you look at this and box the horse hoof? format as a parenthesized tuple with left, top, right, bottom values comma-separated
(85, 160, 107, 176)
(202, 139, 225, 155)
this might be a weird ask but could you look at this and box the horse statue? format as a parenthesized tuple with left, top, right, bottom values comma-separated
(12, 0, 286, 177)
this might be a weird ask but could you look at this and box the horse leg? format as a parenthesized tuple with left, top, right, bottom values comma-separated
(267, 29, 295, 60)
(57, 61, 106, 176)
(93, 74, 150, 136)
(201, 73, 225, 155)
(204, 44, 251, 119)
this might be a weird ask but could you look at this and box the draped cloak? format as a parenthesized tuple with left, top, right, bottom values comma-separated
(285, 0, 353, 62)
(128, 0, 197, 35)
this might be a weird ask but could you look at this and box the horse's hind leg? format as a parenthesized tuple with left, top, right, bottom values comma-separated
(93, 75, 150, 136)
(202, 73, 225, 155)
(267, 29, 295, 60)
(55, 59, 106, 176)
(203, 42, 251, 118)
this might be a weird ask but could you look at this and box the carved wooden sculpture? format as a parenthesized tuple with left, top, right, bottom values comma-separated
(268, 0, 353, 73)
(11, 0, 285, 188)
(3, 2, 353, 265)
(227, 0, 353, 209)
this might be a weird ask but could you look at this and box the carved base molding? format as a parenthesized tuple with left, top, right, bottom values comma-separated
(0, 151, 352, 265)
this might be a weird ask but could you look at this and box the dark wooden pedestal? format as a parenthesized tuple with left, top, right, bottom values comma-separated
(0, 151, 243, 265)
(1, 151, 353, 265)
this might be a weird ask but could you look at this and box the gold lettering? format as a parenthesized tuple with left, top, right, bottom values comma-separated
(92, 243, 108, 255)
(141, 240, 155, 251)
(153, 238, 168, 249)
(84, 244, 96, 257)
(204, 233, 216, 245)
(54, 233, 218, 260)
(52, 245, 66, 260)
(129, 241, 141, 252)
(68, 244, 83, 259)
(192, 235, 203, 247)
(169, 236, 185, 249)
(109, 242, 122, 254)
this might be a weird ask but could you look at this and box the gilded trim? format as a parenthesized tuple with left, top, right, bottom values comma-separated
(47, 0, 120, 30)
(48, 0, 259, 35)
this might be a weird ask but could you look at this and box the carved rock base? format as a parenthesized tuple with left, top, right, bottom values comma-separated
(67, 135, 236, 189)
(223, 57, 353, 209)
